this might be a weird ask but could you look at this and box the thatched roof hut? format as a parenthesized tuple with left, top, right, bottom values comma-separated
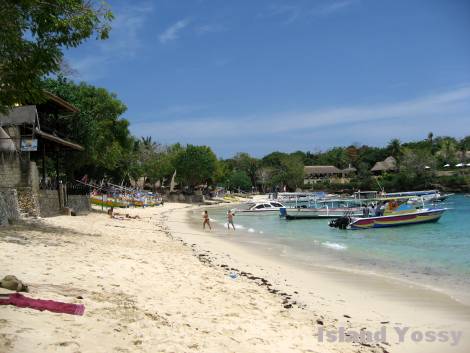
(304, 166, 342, 176)
(371, 156, 397, 173)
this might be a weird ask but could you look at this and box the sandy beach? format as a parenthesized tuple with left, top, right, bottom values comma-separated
(1, 203, 469, 353)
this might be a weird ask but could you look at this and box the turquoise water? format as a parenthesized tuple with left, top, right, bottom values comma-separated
(190, 195, 470, 303)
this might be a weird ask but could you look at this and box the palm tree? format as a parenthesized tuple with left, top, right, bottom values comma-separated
(439, 139, 457, 164)
(141, 136, 158, 150)
(428, 132, 435, 155)
(387, 139, 402, 170)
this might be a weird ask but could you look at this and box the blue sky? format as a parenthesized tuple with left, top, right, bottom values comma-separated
(65, 0, 470, 157)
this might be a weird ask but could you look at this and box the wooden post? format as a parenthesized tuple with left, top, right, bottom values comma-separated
(55, 149, 59, 183)
(42, 141, 46, 185)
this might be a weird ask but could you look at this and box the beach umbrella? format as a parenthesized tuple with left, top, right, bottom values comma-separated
(443, 164, 450, 167)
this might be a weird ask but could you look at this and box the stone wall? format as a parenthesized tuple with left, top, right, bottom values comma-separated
(16, 187, 40, 217)
(0, 189, 20, 226)
(66, 195, 91, 214)
(165, 193, 204, 203)
(38, 190, 61, 217)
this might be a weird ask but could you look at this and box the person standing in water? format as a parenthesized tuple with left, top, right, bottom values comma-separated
(227, 210, 235, 230)
(203, 210, 211, 230)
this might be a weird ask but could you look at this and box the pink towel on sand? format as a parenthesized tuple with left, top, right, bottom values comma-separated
(0, 293, 85, 316)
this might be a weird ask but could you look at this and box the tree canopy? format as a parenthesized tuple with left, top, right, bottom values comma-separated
(41, 76, 132, 180)
(0, 0, 113, 112)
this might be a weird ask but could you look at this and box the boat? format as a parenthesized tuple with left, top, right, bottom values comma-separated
(382, 190, 453, 203)
(280, 199, 364, 219)
(329, 198, 447, 229)
(232, 201, 286, 214)
(91, 195, 129, 208)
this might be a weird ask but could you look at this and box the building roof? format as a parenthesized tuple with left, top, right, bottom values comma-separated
(43, 91, 79, 113)
(304, 165, 342, 175)
(342, 166, 357, 174)
(35, 128, 84, 151)
(0, 105, 37, 126)
(371, 156, 397, 172)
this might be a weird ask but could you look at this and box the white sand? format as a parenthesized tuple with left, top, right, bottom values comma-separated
(0, 203, 468, 353)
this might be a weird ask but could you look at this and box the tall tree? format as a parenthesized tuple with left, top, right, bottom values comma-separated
(174, 145, 218, 188)
(0, 0, 113, 112)
(41, 76, 132, 180)
(232, 152, 259, 186)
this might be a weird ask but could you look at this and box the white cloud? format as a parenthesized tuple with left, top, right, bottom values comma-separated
(67, 2, 153, 81)
(130, 86, 470, 154)
(159, 19, 190, 43)
(313, 0, 357, 16)
(262, 4, 301, 24)
(195, 23, 227, 35)
(262, 0, 358, 24)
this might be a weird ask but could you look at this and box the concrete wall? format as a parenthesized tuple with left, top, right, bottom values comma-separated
(0, 189, 20, 226)
(38, 189, 61, 217)
(0, 154, 39, 189)
(66, 195, 91, 214)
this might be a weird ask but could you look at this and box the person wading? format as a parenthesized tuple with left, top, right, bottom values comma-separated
(203, 210, 211, 230)
(227, 210, 235, 230)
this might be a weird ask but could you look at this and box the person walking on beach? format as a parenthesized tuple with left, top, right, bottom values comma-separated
(203, 210, 211, 230)
(227, 210, 235, 230)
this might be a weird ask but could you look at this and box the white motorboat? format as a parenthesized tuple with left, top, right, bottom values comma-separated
(232, 201, 286, 215)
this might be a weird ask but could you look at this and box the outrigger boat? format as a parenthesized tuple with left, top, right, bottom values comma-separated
(329, 196, 447, 230)
(90, 195, 129, 208)
(280, 199, 363, 220)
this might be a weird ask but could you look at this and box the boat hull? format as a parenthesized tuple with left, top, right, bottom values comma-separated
(349, 209, 445, 229)
(281, 207, 363, 219)
(91, 196, 128, 208)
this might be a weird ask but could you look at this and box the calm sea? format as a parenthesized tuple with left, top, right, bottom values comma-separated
(189, 195, 470, 304)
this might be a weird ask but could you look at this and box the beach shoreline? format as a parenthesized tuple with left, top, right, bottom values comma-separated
(183, 203, 470, 307)
(167, 204, 470, 353)
(0, 203, 469, 353)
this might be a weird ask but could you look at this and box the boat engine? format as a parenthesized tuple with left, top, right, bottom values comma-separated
(329, 216, 351, 229)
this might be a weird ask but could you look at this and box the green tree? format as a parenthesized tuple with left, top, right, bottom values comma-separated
(386, 138, 402, 167)
(436, 137, 458, 166)
(260, 152, 304, 191)
(41, 76, 132, 180)
(0, 0, 113, 112)
(232, 152, 259, 186)
(174, 145, 218, 188)
(226, 170, 252, 191)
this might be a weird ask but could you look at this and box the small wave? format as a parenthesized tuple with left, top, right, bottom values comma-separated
(322, 242, 347, 251)
(248, 228, 255, 233)
(259, 230, 264, 234)
(223, 222, 245, 229)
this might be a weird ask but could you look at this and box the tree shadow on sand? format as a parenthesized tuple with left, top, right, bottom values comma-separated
(0, 220, 101, 247)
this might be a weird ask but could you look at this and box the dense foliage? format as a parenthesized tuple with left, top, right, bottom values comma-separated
(0, 0, 113, 112)
(25, 80, 470, 193)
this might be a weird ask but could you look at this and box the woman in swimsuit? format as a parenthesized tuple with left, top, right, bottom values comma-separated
(227, 210, 235, 230)
(203, 210, 211, 230)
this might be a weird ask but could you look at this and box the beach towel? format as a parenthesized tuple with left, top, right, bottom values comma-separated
(0, 293, 85, 316)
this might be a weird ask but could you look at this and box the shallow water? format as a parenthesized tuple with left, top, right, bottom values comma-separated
(190, 195, 470, 304)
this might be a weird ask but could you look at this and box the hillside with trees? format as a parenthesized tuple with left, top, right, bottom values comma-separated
(36, 76, 470, 194)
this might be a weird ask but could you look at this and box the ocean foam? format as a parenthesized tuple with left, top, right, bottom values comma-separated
(321, 242, 347, 251)
(248, 228, 255, 233)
